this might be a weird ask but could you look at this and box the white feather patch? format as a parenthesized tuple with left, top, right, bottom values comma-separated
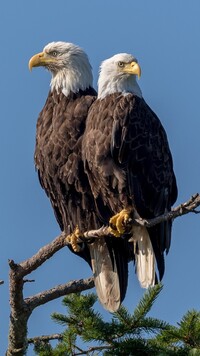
(132, 226, 155, 288)
(89, 239, 121, 312)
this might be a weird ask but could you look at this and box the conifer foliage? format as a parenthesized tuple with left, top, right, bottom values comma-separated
(34, 285, 200, 355)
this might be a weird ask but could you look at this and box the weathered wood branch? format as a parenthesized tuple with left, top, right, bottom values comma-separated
(19, 231, 67, 277)
(74, 345, 113, 355)
(25, 277, 94, 311)
(28, 333, 63, 344)
(7, 260, 30, 356)
(75, 193, 200, 242)
(7, 194, 200, 355)
(135, 193, 200, 227)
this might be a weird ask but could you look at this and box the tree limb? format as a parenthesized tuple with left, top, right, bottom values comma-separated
(76, 193, 200, 242)
(135, 193, 200, 228)
(18, 232, 67, 278)
(25, 277, 94, 311)
(74, 345, 113, 355)
(28, 333, 63, 344)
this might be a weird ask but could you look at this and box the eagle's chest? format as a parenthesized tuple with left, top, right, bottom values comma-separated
(35, 110, 83, 172)
(92, 114, 113, 153)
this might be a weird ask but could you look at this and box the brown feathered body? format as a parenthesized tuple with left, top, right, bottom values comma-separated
(35, 88, 97, 235)
(82, 93, 178, 282)
(35, 88, 130, 311)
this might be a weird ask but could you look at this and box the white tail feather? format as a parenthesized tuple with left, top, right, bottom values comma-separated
(89, 239, 120, 312)
(132, 226, 155, 288)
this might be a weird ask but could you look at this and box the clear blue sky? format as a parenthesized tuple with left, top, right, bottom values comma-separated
(1, 1, 200, 354)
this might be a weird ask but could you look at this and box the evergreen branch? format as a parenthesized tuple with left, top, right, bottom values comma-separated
(155, 310, 200, 350)
(131, 284, 163, 325)
(136, 316, 170, 335)
(33, 292, 200, 355)
(107, 286, 165, 342)
(178, 310, 200, 346)
(156, 327, 184, 345)
(114, 305, 132, 326)
(72, 344, 85, 353)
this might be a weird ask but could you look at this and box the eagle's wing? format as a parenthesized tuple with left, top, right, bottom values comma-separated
(111, 94, 178, 279)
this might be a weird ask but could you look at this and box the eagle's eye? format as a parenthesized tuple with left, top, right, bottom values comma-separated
(118, 61, 124, 67)
(50, 51, 58, 57)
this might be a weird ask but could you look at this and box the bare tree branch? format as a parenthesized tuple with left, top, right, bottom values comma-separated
(25, 277, 94, 311)
(19, 232, 66, 278)
(135, 193, 200, 228)
(6, 194, 200, 355)
(79, 193, 200, 241)
(28, 333, 63, 344)
(74, 345, 113, 355)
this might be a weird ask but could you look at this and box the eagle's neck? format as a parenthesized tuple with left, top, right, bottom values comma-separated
(50, 67, 93, 97)
(98, 74, 142, 99)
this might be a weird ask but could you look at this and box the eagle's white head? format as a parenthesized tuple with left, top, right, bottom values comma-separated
(29, 41, 93, 97)
(98, 53, 142, 99)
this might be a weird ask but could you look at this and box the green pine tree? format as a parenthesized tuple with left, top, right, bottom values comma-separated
(152, 309, 200, 355)
(33, 285, 200, 355)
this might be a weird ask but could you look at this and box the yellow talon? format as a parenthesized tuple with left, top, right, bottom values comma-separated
(109, 208, 132, 237)
(65, 226, 82, 252)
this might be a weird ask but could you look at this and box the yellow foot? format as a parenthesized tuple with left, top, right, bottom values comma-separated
(65, 226, 83, 252)
(109, 208, 132, 237)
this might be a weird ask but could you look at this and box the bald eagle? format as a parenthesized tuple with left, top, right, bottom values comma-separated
(29, 42, 130, 312)
(82, 53, 178, 287)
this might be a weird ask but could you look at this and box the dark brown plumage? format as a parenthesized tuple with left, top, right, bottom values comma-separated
(35, 89, 97, 234)
(83, 92, 177, 283)
(35, 89, 130, 311)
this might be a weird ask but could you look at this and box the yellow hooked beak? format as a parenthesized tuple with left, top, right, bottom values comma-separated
(29, 52, 55, 71)
(123, 61, 141, 78)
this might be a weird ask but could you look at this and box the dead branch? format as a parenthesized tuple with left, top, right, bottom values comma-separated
(6, 194, 200, 355)
(75, 193, 200, 242)
(25, 277, 94, 311)
(28, 333, 63, 344)
(19, 231, 67, 277)
(135, 193, 200, 227)
(74, 345, 113, 355)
